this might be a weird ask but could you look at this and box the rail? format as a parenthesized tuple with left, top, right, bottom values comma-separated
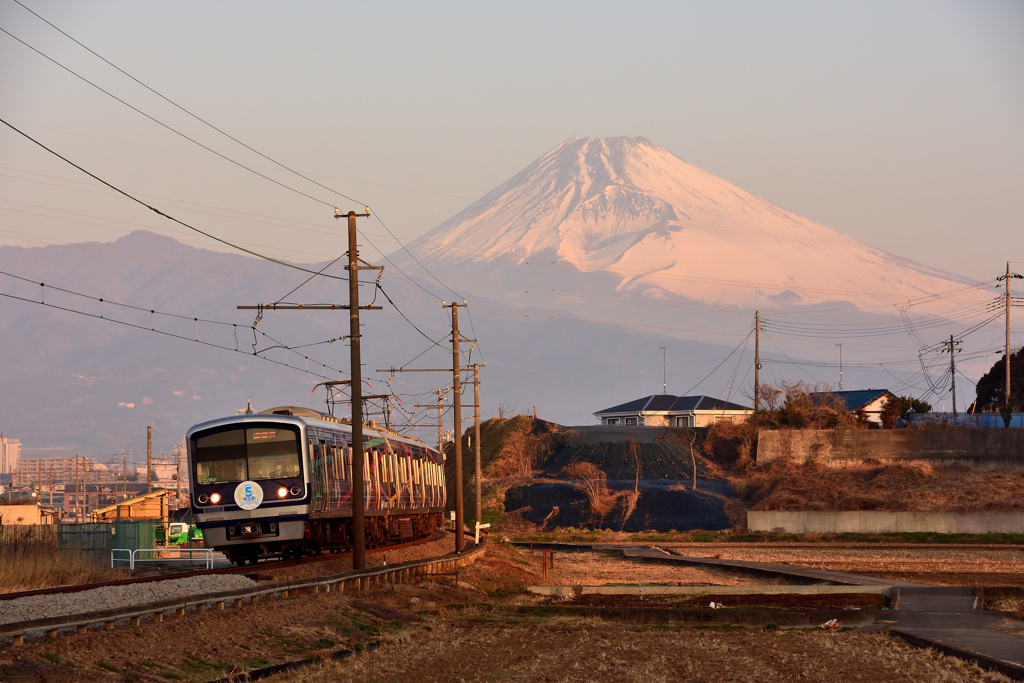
(1, 540, 487, 646)
(111, 548, 215, 571)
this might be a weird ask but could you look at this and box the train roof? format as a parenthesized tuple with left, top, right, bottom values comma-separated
(187, 406, 432, 451)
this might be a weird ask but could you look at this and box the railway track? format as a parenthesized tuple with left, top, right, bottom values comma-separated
(0, 533, 440, 603)
(1, 534, 485, 647)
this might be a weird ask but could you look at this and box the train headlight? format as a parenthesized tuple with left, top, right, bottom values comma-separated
(197, 494, 209, 505)
(290, 486, 302, 496)
(210, 492, 221, 504)
(277, 487, 288, 498)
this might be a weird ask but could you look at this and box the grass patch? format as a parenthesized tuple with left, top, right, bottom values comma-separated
(0, 535, 124, 593)
(243, 658, 271, 669)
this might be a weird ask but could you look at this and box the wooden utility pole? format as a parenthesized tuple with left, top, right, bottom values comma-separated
(343, 209, 372, 570)
(448, 301, 465, 553)
(998, 263, 1023, 408)
(239, 208, 376, 570)
(754, 311, 761, 410)
(147, 426, 152, 493)
(122, 452, 127, 498)
(474, 363, 482, 532)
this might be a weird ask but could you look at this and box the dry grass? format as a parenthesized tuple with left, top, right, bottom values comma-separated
(268, 626, 1012, 683)
(0, 539, 123, 594)
(737, 460, 1024, 512)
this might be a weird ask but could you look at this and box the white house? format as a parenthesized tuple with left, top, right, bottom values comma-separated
(594, 394, 752, 428)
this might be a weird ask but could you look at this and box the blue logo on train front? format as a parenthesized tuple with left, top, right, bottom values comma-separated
(234, 480, 264, 510)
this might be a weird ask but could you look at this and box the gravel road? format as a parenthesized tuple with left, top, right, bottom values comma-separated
(0, 574, 257, 626)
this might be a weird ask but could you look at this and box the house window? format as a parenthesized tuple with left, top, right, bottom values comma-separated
(675, 416, 689, 427)
(714, 415, 735, 423)
(625, 417, 637, 426)
(606, 418, 619, 425)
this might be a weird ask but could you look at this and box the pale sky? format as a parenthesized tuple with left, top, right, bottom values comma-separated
(1, 0, 1022, 282)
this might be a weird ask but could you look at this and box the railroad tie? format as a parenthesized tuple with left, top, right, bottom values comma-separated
(105, 621, 114, 631)
(77, 625, 88, 634)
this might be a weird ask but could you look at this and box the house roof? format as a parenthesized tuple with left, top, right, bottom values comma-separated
(595, 394, 751, 415)
(809, 389, 894, 411)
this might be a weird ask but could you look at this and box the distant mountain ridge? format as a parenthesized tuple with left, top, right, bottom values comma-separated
(408, 136, 975, 309)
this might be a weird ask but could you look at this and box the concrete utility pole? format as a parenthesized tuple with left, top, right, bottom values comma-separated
(147, 426, 152, 493)
(754, 311, 761, 410)
(835, 343, 844, 391)
(448, 301, 465, 553)
(997, 262, 1023, 408)
(474, 363, 482, 531)
(659, 346, 669, 394)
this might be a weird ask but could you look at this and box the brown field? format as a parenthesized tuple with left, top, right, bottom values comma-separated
(667, 545, 1024, 586)
(508, 548, 785, 587)
(3, 542, 1021, 682)
(269, 625, 1011, 683)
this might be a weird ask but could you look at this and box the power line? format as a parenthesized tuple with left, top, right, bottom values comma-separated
(5, 6, 482, 354)
(0, 117, 358, 284)
(0, 269, 349, 379)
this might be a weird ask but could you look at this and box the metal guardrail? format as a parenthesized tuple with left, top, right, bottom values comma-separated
(111, 548, 214, 571)
(2, 540, 487, 646)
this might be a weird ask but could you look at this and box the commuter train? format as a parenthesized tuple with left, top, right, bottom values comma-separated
(186, 406, 446, 565)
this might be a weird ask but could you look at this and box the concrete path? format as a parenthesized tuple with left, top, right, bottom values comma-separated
(888, 587, 1024, 679)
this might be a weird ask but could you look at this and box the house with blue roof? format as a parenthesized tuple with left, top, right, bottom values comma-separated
(593, 394, 752, 428)
(809, 389, 896, 426)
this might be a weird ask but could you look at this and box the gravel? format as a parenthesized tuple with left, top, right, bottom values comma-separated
(0, 574, 257, 627)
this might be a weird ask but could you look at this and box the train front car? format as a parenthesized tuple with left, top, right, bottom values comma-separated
(187, 414, 310, 565)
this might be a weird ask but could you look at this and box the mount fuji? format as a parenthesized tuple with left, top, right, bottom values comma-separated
(403, 136, 977, 313)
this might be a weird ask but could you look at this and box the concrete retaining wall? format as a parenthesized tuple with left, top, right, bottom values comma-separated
(748, 510, 1024, 534)
(756, 429, 1024, 470)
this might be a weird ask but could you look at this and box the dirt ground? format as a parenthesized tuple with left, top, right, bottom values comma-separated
(667, 545, 1024, 586)
(510, 548, 786, 587)
(2, 543, 1020, 682)
(267, 625, 1011, 683)
(550, 592, 885, 610)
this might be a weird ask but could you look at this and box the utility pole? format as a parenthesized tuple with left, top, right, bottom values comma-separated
(342, 209, 372, 571)
(175, 444, 181, 510)
(147, 426, 152, 493)
(997, 262, 1023, 409)
(239, 208, 377, 570)
(754, 311, 761, 410)
(473, 363, 482, 532)
(943, 335, 962, 417)
(436, 390, 445, 452)
(448, 301, 465, 553)
(835, 343, 844, 391)
(122, 452, 127, 498)
(659, 346, 669, 394)
(74, 455, 79, 520)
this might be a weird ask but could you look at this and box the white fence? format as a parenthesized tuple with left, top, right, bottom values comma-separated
(111, 547, 214, 570)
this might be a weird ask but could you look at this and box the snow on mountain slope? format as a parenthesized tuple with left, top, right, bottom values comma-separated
(409, 137, 975, 309)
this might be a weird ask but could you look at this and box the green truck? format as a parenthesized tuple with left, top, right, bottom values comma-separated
(157, 522, 204, 546)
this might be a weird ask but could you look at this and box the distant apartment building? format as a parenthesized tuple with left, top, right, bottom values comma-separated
(1, 435, 21, 484)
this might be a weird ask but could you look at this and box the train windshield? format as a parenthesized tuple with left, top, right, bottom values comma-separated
(194, 426, 301, 484)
